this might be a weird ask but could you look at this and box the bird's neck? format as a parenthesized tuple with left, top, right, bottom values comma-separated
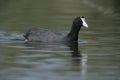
(67, 24, 81, 41)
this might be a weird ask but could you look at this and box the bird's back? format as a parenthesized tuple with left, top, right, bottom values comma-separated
(24, 28, 66, 42)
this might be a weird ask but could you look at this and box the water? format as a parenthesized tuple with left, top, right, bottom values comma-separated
(0, 0, 120, 80)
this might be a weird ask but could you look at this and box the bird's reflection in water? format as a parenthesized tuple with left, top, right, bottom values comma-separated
(25, 41, 81, 62)
(68, 42, 82, 65)
(25, 41, 87, 79)
(25, 41, 87, 66)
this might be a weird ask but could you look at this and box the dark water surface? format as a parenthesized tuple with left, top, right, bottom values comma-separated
(0, 0, 120, 80)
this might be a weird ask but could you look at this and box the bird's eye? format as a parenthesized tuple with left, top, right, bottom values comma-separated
(81, 16, 84, 18)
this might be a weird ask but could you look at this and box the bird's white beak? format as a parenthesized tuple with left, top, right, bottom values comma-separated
(81, 18, 88, 28)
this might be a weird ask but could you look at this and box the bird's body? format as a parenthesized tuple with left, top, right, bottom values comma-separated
(24, 16, 88, 42)
(24, 28, 66, 42)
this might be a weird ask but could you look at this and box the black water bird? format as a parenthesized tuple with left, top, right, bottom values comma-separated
(24, 16, 88, 42)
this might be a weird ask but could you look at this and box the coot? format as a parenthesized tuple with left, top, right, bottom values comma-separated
(24, 16, 88, 42)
